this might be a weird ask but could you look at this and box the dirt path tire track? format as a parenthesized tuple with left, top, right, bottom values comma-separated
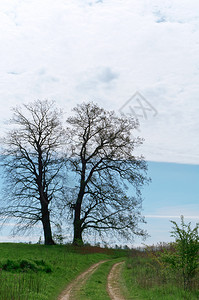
(107, 261, 125, 300)
(58, 260, 107, 300)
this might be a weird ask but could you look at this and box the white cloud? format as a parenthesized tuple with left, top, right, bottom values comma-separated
(0, 0, 199, 164)
(146, 215, 199, 220)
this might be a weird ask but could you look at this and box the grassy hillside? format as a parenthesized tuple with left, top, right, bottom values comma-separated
(0, 243, 125, 300)
(1, 243, 199, 300)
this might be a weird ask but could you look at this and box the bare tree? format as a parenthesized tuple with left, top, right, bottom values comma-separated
(0, 100, 65, 245)
(65, 102, 150, 245)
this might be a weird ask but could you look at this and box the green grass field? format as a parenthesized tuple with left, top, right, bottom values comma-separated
(0, 243, 199, 300)
(121, 250, 199, 300)
(0, 243, 124, 300)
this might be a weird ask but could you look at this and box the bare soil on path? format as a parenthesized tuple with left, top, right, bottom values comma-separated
(57, 260, 107, 300)
(107, 261, 125, 300)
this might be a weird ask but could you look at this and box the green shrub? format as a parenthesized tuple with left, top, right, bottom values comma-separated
(161, 216, 199, 290)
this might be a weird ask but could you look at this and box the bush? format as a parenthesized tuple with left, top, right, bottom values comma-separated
(161, 216, 199, 290)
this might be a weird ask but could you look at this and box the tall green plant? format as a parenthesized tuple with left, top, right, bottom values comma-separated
(162, 216, 199, 290)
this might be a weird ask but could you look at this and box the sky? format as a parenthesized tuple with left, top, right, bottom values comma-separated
(0, 0, 198, 246)
(138, 161, 199, 247)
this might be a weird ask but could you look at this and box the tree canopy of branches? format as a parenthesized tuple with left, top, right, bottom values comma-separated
(66, 102, 150, 245)
(0, 100, 65, 245)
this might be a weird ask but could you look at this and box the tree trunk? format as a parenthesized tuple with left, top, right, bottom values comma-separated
(41, 207, 55, 245)
(73, 220, 83, 246)
(73, 203, 83, 246)
(72, 167, 85, 246)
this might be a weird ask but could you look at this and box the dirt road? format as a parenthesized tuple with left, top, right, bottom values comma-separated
(58, 260, 107, 300)
(107, 261, 125, 300)
(58, 260, 125, 300)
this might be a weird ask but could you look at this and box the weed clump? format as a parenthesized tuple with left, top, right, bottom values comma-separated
(0, 259, 52, 273)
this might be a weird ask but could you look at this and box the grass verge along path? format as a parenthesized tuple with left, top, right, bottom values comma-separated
(77, 259, 126, 300)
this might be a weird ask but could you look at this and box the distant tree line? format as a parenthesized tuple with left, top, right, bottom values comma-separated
(0, 100, 150, 245)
